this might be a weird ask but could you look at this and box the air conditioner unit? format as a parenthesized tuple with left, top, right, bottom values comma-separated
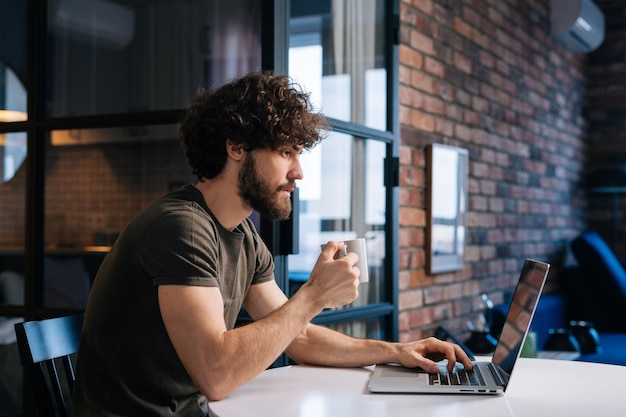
(551, 0, 605, 53)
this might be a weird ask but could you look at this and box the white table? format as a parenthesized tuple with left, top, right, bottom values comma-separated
(209, 358, 626, 417)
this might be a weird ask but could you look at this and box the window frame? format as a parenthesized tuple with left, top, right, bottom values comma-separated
(267, 0, 400, 343)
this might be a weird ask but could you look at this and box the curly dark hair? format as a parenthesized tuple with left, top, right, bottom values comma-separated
(179, 71, 329, 180)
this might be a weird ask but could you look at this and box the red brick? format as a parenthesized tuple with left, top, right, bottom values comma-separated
(454, 51, 472, 74)
(399, 44, 423, 69)
(399, 288, 424, 310)
(411, 29, 435, 55)
(423, 56, 445, 78)
(399, 207, 425, 227)
(410, 70, 435, 94)
(410, 109, 436, 131)
(410, 0, 434, 16)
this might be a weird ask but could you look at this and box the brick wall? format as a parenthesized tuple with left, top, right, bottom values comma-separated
(397, 0, 589, 342)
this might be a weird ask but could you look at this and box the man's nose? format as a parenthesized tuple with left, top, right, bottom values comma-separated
(289, 158, 304, 180)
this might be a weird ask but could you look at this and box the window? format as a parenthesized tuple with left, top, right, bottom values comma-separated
(290, 0, 388, 129)
(287, 0, 398, 339)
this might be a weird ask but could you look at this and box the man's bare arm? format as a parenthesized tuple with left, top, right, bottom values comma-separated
(159, 241, 359, 401)
(285, 323, 473, 373)
(244, 267, 474, 374)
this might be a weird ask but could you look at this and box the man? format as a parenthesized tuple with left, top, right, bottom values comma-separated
(72, 71, 472, 416)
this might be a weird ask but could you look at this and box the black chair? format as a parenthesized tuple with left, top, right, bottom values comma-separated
(14, 314, 84, 417)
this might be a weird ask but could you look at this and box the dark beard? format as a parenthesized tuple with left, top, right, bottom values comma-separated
(239, 154, 293, 221)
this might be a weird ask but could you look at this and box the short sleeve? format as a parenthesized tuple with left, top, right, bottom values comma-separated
(138, 204, 220, 288)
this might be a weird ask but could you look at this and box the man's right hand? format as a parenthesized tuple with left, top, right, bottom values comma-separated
(298, 241, 360, 310)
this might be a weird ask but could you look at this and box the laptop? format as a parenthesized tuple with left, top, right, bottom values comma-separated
(368, 258, 549, 395)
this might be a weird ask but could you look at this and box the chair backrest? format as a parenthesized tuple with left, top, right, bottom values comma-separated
(571, 231, 626, 332)
(14, 313, 84, 417)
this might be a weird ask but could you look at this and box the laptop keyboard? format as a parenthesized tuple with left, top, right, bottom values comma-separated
(429, 364, 485, 386)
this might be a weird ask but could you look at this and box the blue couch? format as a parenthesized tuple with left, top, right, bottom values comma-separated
(492, 292, 626, 365)
(527, 292, 626, 365)
(569, 231, 626, 333)
(493, 230, 626, 366)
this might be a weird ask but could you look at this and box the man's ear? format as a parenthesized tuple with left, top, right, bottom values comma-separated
(226, 139, 245, 161)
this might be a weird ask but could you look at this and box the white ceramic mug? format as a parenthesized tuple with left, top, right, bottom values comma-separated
(324, 238, 369, 283)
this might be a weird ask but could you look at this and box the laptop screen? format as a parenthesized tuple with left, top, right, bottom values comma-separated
(491, 259, 549, 381)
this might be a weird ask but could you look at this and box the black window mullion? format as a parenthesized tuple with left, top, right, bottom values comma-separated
(24, 0, 48, 318)
(385, 0, 401, 342)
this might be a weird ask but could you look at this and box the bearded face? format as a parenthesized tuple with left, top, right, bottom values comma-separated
(238, 152, 294, 221)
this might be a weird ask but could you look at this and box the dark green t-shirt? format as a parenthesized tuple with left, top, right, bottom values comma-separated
(72, 185, 274, 417)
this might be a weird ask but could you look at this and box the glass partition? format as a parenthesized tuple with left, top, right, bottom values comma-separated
(46, 0, 263, 117)
(43, 125, 193, 308)
(0, 2, 27, 413)
(0, 172, 24, 409)
(0, 125, 26, 311)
